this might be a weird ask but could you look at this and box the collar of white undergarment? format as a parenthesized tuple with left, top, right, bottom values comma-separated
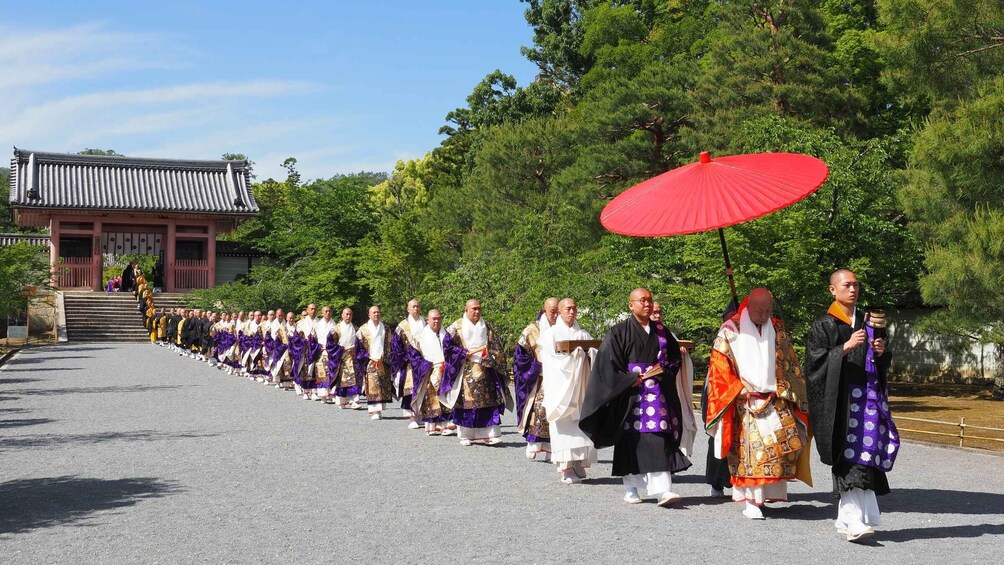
(419, 325, 446, 363)
(732, 308, 776, 393)
(461, 314, 487, 348)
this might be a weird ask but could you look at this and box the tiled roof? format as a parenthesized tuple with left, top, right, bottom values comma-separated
(9, 148, 258, 215)
(0, 233, 50, 247)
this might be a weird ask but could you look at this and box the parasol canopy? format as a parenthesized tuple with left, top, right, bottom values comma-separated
(600, 151, 829, 307)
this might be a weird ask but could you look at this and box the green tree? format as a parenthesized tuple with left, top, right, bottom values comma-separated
(0, 167, 15, 232)
(357, 156, 455, 317)
(78, 148, 122, 156)
(898, 77, 1004, 398)
(876, 0, 1004, 103)
(520, 0, 600, 89)
(0, 243, 50, 318)
(191, 171, 386, 313)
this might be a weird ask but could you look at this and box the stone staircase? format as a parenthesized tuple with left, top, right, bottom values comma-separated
(63, 291, 189, 343)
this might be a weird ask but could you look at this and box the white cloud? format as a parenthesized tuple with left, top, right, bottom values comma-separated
(0, 20, 322, 163)
(0, 21, 397, 181)
(0, 22, 180, 90)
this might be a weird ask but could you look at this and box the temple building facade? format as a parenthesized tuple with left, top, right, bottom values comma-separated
(7, 148, 260, 292)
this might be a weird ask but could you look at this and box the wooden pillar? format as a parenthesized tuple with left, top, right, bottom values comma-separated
(92, 220, 103, 291)
(166, 220, 176, 293)
(49, 217, 60, 288)
(207, 221, 217, 288)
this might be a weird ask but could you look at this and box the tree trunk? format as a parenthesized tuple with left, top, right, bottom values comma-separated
(993, 343, 1004, 401)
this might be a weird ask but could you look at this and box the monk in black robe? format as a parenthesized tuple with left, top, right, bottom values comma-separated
(580, 288, 692, 507)
(121, 261, 136, 293)
(806, 269, 897, 543)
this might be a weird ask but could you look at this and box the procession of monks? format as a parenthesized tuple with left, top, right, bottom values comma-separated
(139, 269, 898, 543)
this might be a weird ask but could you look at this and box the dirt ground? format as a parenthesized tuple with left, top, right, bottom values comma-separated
(888, 383, 1004, 452)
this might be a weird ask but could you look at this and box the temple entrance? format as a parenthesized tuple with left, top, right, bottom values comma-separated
(98, 226, 167, 292)
(9, 149, 257, 292)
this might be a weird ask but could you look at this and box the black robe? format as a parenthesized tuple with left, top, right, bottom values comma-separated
(579, 317, 691, 476)
(121, 265, 135, 293)
(701, 379, 731, 490)
(165, 315, 179, 342)
(200, 319, 213, 353)
(180, 318, 193, 349)
(805, 309, 892, 495)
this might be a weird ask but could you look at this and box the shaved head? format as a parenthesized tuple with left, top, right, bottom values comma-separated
(746, 288, 774, 325)
(629, 288, 649, 302)
(465, 299, 482, 323)
(829, 269, 860, 308)
(407, 299, 421, 319)
(427, 308, 443, 332)
(628, 288, 653, 324)
(558, 298, 578, 326)
(830, 269, 856, 286)
(543, 297, 559, 326)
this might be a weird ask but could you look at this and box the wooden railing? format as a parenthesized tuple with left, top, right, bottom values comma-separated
(174, 259, 210, 290)
(689, 393, 1003, 449)
(55, 257, 93, 288)
(897, 416, 1004, 448)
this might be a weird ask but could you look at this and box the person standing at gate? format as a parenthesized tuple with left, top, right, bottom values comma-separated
(122, 261, 137, 293)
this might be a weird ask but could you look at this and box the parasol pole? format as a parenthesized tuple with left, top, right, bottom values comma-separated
(718, 228, 739, 311)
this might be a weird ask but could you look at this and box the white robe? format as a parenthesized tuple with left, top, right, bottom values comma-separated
(539, 318, 597, 465)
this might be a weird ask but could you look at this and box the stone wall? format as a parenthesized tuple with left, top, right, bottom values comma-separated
(888, 308, 1000, 383)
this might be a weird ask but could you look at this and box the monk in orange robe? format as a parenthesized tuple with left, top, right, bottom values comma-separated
(705, 288, 812, 520)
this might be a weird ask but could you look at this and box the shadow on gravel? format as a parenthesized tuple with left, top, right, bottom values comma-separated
(0, 378, 45, 386)
(0, 368, 83, 373)
(881, 522, 1004, 543)
(776, 488, 1004, 523)
(0, 418, 56, 429)
(11, 384, 185, 396)
(0, 475, 180, 535)
(883, 488, 1004, 515)
(0, 429, 220, 451)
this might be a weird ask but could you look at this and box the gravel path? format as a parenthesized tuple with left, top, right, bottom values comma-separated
(1, 343, 1002, 564)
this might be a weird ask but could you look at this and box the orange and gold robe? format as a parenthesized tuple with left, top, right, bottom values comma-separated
(705, 315, 812, 494)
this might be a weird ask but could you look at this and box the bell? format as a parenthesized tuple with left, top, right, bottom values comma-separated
(866, 310, 887, 339)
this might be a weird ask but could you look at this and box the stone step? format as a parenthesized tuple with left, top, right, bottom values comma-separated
(67, 331, 149, 335)
(67, 328, 150, 335)
(67, 332, 149, 336)
(62, 290, 185, 343)
(65, 324, 146, 328)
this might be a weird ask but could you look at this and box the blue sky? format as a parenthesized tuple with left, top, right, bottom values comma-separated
(0, 1, 539, 181)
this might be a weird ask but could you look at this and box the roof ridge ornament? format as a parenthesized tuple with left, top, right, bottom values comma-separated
(227, 162, 245, 208)
(26, 152, 40, 200)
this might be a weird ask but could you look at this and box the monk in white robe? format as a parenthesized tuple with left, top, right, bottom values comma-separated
(539, 298, 598, 484)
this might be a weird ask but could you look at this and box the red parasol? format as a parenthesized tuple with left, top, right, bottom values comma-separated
(600, 151, 829, 308)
